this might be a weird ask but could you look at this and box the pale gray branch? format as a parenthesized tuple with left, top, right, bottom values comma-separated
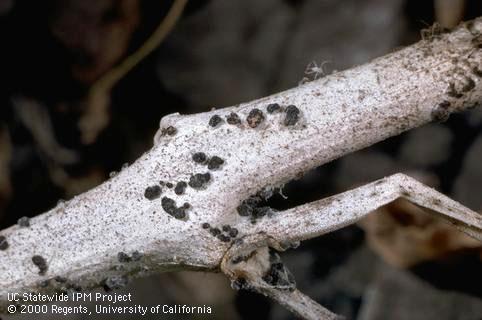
(243, 173, 482, 245)
(220, 175, 482, 320)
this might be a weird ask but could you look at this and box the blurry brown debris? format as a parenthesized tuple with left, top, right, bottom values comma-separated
(79, 0, 188, 145)
(12, 97, 79, 165)
(10, 97, 106, 200)
(49, 166, 105, 199)
(434, 0, 465, 29)
(359, 195, 481, 268)
(50, 0, 141, 84)
(49, 0, 141, 146)
(357, 260, 482, 320)
(159, 272, 240, 320)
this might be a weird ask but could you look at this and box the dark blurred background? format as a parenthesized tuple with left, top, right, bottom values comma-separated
(1, 0, 482, 319)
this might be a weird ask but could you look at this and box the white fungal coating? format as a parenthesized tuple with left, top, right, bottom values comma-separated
(0, 18, 481, 314)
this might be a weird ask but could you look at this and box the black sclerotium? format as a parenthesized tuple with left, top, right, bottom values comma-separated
(161, 197, 176, 214)
(246, 108, 265, 128)
(103, 275, 128, 292)
(161, 197, 187, 219)
(131, 251, 143, 261)
(237, 192, 277, 224)
(207, 156, 224, 170)
(231, 255, 244, 264)
(431, 101, 451, 122)
(162, 126, 177, 136)
(236, 203, 252, 217)
(166, 182, 173, 188)
(262, 251, 296, 291)
(236, 196, 262, 216)
(144, 185, 161, 200)
(32, 255, 48, 275)
(118, 252, 131, 263)
(0, 235, 8, 250)
(267, 103, 281, 113)
(174, 181, 187, 195)
(226, 112, 241, 125)
(18, 216, 30, 227)
(253, 206, 271, 218)
(209, 115, 223, 127)
(284, 105, 300, 126)
(202, 222, 211, 229)
(54, 276, 68, 283)
(231, 277, 248, 290)
(228, 228, 239, 238)
(192, 152, 207, 164)
(209, 227, 221, 236)
(462, 77, 475, 92)
(205, 223, 239, 242)
(188, 173, 211, 189)
(217, 234, 231, 242)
